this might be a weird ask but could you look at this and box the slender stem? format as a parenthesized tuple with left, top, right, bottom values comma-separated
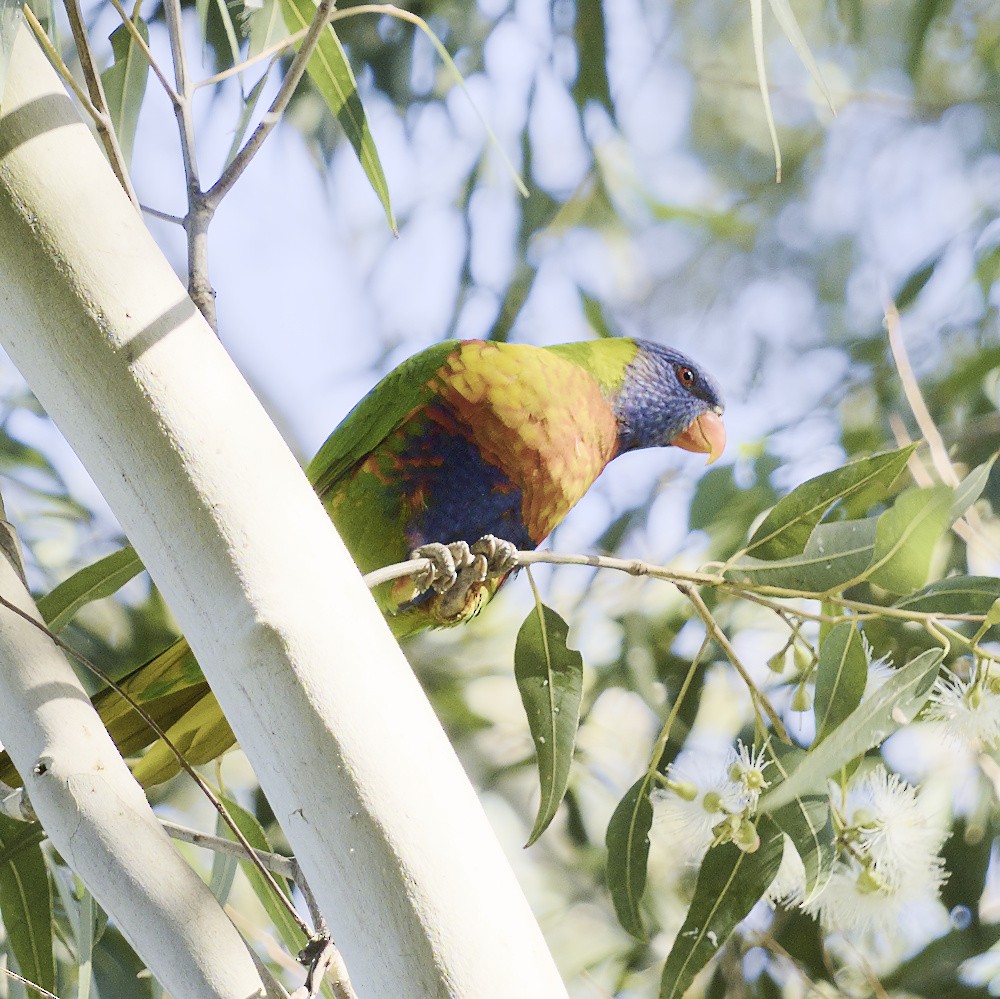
(23, 5, 97, 114)
(161, 818, 298, 879)
(196, 29, 309, 89)
(141, 204, 186, 226)
(162, 0, 218, 329)
(207, 0, 338, 208)
(61, 0, 140, 208)
(678, 583, 791, 743)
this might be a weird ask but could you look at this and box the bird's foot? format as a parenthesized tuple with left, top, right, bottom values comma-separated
(409, 536, 520, 624)
(410, 541, 475, 595)
(470, 534, 520, 578)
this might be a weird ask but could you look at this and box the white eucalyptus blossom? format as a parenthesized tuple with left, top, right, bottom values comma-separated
(805, 765, 946, 937)
(927, 661, 1000, 749)
(652, 742, 771, 862)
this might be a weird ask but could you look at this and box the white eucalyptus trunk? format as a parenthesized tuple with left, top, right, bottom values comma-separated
(0, 20, 567, 999)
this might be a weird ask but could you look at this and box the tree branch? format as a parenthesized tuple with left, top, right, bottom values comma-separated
(0, 18, 567, 999)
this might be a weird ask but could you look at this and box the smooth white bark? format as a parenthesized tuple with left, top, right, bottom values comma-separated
(0, 21, 568, 999)
(0, 529, 277, 997)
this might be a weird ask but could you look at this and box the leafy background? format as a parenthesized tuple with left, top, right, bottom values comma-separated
(0, 0, 999, 996)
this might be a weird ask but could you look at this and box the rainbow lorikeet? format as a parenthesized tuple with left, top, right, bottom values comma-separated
(0, 337, 724, 786)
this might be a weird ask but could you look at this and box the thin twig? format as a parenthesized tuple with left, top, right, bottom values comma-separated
(161, 0, 218, 329)
(61, 0, 140, 208)
(161, 818, 298, 878)
(141, 204, 186, 226)
(0, 968, 59, 999)
(677, 583, 791, 743)
(206, 0, 337, 208)
(196, 29, 309, 89)
(23, 7, 99, 118)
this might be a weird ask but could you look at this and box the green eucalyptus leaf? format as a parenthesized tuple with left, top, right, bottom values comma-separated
(605, 777, 654, 940)
(768, 795, 835, 901)
(727, 517, 879, 593)
(278, 0, 396, 233)
(37, 545, 144, 633)
(515, 601, 584, 846)
(813, 623, 867, 743)
(745, 445, 916, 561)
(760, 649, 942, 813)
(895, 576, 1000, 615)
(950, 456, 996, 522)
(100, 17, 151, 167)
(0, 816, 53, 995)
(866, 486, 952, 594)
(659, 815, 784, 999)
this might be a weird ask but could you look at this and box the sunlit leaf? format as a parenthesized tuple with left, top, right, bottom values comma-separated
(659, 815, 784, 999)
(950, 456, 996, 522)
(100, 16, 151, 167)
(515, 600, 584, 846)
(278, 0, 396, 232)
(760, 649, 942, 813)
(895, 577, 1000, 616)
(605, 777, 653, 939)
(744, 445, 916, 560)
(866, 486, 952, 594)
(727, 517, 879, 592)
(37, 545, 145, 632)
(0, 816, 53, 994)
(813, 622, 866, 743)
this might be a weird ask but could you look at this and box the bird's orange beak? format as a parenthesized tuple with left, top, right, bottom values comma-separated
(673, 409, 726, 464)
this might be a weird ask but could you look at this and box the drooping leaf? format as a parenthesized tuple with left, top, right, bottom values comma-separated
(760, 648, 942, 813)
(277, 0, 396, 232)
(813, 622, 867, 743)
(895, 257, 939, 310)
(572, 0, 613, 117)
(225, 69, 273, 168)
(0, 816, 53, 995)
(100, 17, 151, 167)
(765, 0, 835, 113)
(896, 576, 1000, 616)
(37, 545, 144, 632)
(605, 777, 654, 940)
(950, 456, 996, 522)
(515, 601, 584, 846)
(659, 816, 784, 999)
(218, 798, 300, 942)
(748, 0, 781, 181)
(743, 445, 916, 561)
(764, 746, 835, 901)
(866, 486, 953, 594)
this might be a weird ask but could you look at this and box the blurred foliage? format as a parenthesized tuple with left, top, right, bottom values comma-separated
(0, 0, 1000, 996)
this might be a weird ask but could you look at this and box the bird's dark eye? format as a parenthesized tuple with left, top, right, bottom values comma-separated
(676, 365, 695, 388)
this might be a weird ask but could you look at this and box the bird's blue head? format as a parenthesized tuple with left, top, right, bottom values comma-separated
(613, 340, 726, 461)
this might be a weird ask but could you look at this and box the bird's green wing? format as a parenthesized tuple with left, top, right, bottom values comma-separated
(307, 340, 459, 499)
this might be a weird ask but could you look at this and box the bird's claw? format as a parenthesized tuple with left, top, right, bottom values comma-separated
(409, 536, 520, 623)
(470, 534, 520, 578)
